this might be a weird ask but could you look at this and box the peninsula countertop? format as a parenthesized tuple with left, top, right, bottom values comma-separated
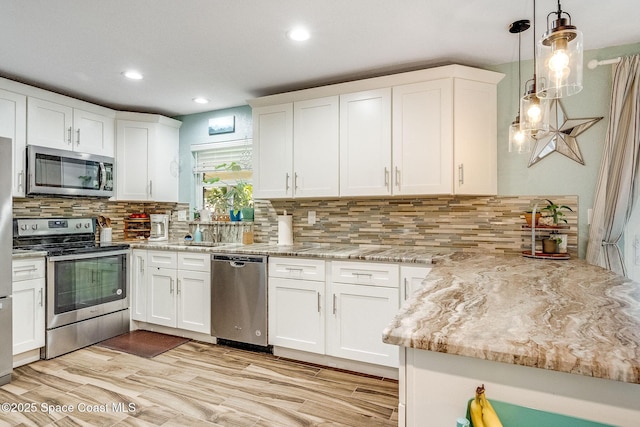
(382, 251, 640, 385)
(130, 240, 640, 385)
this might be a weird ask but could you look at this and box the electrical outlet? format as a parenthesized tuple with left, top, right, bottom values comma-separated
(178, 210, 187, 221)
(308, 210, 316, 225)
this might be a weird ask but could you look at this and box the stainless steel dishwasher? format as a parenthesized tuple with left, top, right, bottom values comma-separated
(211, 254, 268, 347)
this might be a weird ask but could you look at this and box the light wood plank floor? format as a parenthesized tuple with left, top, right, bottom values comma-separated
(0, 342, 399, 426)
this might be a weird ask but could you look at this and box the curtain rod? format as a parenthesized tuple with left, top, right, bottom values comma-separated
(587, 57, 622, 70)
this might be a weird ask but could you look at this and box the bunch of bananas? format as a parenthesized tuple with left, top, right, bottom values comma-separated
(469, 384, 503, 427)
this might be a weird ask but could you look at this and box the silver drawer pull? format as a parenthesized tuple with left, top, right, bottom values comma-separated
(317, 292, 321, 313)
(332, 294, 337, 315)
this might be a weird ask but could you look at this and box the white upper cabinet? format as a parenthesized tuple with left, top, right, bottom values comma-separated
(453, 78, 498, 195)
(293, 96, 339, 198)
(339, 88, 392, 197)
(27, 97, 115, 157)
(115, 113, 181, 202)
(252, 103, 294, 199)
(0, 88, 27, 197)
(250, 65, 503, 199)
(392, 79, 453, 195)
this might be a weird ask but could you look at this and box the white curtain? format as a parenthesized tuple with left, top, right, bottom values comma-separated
(586, 55, 640, 275)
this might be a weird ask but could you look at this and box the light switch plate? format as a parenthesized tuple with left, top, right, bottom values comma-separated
(178, 210, 187, 221)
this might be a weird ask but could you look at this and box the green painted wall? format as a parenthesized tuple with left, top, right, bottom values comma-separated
(489, 42, 640, 256)
(174, 105, 252, 204)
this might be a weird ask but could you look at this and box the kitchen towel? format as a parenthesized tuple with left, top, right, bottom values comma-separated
(277, 215, 293, 245)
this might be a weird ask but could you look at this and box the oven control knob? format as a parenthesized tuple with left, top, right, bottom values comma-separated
(85, 223, 91, 228)
(21, 224, 28, 231)
(76, 223, 82, 229)
(31, 224, 38, 230)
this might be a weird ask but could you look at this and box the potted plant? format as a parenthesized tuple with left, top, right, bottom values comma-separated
(540, 199, 573, 226)
(523, 209, 542, 226)
(203, 162, 253, 221)
(542, 234, 563, 254)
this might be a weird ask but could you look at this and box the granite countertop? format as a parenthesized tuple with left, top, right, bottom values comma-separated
(12, 249, 47, 259)
(129, 240, 448, 264)
(382, 251, 640, 385)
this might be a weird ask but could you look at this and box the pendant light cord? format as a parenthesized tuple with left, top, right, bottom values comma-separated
(532, 0, 537, 92)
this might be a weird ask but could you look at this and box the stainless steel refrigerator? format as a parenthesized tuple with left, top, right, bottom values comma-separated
(0, 137, 12, 385)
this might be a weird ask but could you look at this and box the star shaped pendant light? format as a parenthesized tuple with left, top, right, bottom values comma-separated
(528, 99, 602, 167)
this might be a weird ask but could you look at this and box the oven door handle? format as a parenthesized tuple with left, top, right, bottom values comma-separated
(47, 249, 130, 262)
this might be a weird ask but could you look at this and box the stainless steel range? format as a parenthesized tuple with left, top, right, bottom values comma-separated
(13, 217, 130, 359)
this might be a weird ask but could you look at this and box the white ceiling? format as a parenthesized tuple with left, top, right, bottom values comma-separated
(1, 0, 638, 117)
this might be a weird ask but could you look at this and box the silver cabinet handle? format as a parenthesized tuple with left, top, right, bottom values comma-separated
(384, 167, 389, 188)
(149, 180, 153, 197)
(18, 171, 24, 191)
(169, 278, 174, 294)
(76, 128, 81, 145)
(177, 279, 181, 295)
(317, 292, 321, 313)
(67, 126, 72, 144)
(332, 294, 337, 315)
(139, 258, 145, 274)
(458, 164, 464, 186)
(404, 278, 408, 300)
(38, 288, 43, 307)
(285, 173, 290, 191)
(395, 166, 400, 187)
(294, 172, 299, 191)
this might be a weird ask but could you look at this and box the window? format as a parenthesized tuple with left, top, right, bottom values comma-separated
(192, 139, 252, 214)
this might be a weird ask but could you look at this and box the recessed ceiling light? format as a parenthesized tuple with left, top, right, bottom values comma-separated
(193, 97, 210, 104)
(287, 27, 310, 42)
(122, 70, 143, 80)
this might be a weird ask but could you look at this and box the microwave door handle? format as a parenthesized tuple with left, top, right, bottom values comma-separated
(99, 162, 106, 190)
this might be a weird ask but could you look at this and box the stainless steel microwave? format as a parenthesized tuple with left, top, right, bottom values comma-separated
(26, 145, 115, 198)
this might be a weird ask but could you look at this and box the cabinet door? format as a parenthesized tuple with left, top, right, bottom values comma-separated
(147, 267, 177, 327)
(116, 120, 153, 200)
(176, 270, 210, 334)
(293, 97, 339, 197)
(27, 97, 73, 150)
(131, 249, 147, 321)
(12, 278, 45, 355)
(339, 89, 391, 196)
(392, 80, 453, 195)
(268, 277, 324, 353)
(328, 283, 399, 367)
(453, 78, 497, 195)
(149, 122, 179, 202)
(252, 103, 293, 199)
(400, 265, 432, 301)
(0, 88, 27, 197)
(73, 108, 115, 156)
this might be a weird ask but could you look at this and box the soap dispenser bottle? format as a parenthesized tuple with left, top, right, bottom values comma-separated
(194, 224, 203, 243)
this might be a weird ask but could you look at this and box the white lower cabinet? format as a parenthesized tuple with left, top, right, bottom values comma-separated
(400, 265, 432, 301)
(268, 257, 325, 353)
(328, 261, 400, 367)
(268, 257, 403, 368)
(133, 250, 210, 334)
(11, 257, 46, 360)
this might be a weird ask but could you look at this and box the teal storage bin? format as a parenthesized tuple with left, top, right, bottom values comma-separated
(466, 399, 615, 427)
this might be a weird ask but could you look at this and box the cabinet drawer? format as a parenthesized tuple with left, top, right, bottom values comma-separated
(12, 258, 46, 282)
(178, 252, 211, 273)
(331, 261, 399, 288)
(147, 250, 178, 269)
(269, 257, 325, 281)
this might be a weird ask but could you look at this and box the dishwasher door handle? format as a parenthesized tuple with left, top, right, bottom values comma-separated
(230, 261, 246, 268)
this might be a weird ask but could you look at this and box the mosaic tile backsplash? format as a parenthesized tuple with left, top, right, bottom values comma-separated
(252, 195, 578, 255)
(13, 195, 578, 255)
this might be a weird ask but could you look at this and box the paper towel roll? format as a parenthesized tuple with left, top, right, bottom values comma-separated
(277, 215, 293, 245)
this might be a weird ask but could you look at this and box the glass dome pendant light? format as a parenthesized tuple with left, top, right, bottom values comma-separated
(508, 19, 532, 153)
(520, 0, 550, 137)
(536, 0, 583, 98)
